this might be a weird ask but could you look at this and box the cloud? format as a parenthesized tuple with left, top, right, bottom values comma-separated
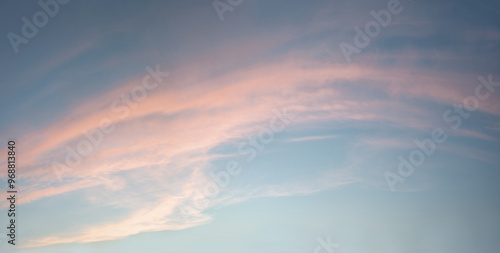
(286, 135, 338, 142)
(6, 2, 500, 247)
(9, 52, 500, 247)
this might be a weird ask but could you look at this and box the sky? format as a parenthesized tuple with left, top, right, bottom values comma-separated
(0, 0, 500, 252)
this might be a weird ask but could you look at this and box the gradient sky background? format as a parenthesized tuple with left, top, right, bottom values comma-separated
(1, 0, 500, 252)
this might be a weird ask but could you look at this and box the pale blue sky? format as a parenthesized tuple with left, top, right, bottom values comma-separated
(1, 0, 500, 252)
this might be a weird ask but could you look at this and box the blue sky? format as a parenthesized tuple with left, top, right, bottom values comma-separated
(1, 0, 500, 252)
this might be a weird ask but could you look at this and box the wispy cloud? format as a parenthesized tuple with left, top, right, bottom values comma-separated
(286, 135, 338, 142)
(3, 0, 500, 249)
